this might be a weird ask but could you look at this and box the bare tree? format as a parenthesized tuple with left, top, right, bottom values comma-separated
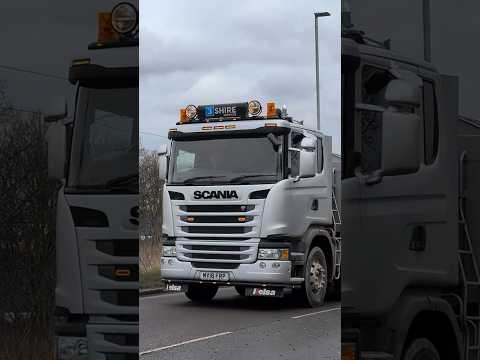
(139, 145, 164, 273)
(0, 98, 57, 358)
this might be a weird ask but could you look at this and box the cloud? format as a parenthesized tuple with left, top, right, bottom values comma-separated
(140, 0, 341, 152)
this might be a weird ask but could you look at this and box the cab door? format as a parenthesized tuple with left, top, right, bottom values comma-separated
(353, 63, 459, 316)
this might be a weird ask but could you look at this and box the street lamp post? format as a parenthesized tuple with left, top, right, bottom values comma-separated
(314, 11, 331, 131)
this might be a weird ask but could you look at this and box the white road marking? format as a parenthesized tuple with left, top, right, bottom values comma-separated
(291, 307, 340, 319)
(140, 332, 233, 356)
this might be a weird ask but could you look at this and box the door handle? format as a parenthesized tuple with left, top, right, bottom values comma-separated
(409, 226, 426, 252)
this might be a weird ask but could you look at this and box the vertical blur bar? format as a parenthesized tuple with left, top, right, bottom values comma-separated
(423, 0, 431, 62)
(0, 1, 139, 358)
(314, 11, 331, 131)
(342, 0, 480, 359)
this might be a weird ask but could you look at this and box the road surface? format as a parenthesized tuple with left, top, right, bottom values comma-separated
(140, 287, 340, 360)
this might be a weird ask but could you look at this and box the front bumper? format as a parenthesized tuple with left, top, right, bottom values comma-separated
(161, 257, 292, 284)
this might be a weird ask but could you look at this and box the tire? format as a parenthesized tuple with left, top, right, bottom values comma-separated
(235, 286, 246, 296)
(402, 338, 440, 360)
(185, 284, 218, 303)
(296, 247, 328, 307)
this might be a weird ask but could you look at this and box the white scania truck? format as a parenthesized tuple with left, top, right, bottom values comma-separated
(44, 3, 139, 359)
(159, 101, 341, 307)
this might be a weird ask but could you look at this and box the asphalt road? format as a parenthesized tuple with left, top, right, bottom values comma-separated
(140, 287, 340, 360)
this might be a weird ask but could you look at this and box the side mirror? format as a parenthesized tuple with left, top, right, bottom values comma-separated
(45, 122, 66, 180)
(299, 150, 316, 178)
(300, 137, 316, 151)
(158, 144, 169, 181)
(385, 79, 421, 108)
(366, 110, 420, 185)
(44, 96, 68, 123)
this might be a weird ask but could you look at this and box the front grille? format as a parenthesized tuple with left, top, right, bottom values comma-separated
(179, 205, 254, 213)
(181, 215, 254, 223)
(182, 226, 252, 234)
(87, 323, 138, 360)
(176, 202, 262, 238)
(100, 290, 139, 307)
(104, 333, 139, 347)
(96, 239, 138, 257)
(186, 245, 248, 251)
(177, 240, 258, 264)
(189, 253, 246, 260)
(191, 262, 240, 269)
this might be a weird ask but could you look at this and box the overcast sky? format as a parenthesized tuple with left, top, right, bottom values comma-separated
(140, 0, 341, 152)
(0, 0, 133, 115)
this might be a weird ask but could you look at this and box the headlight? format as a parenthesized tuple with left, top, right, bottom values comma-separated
(258, 248, 289, 260)
(163, 246, 177, 257)
(111, 2, 138, 35)
(57, 336, 88, 360)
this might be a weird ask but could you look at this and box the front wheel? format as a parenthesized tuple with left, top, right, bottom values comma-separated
(185, 284, 218, 303)
(295, 247, 328, 307)
(402, 338, 440, 360)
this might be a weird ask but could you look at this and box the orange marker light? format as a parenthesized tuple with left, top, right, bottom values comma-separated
(279, 249, 289, 260)
(180, 109, 188, 123)
(187, 217, 195, 222)
(115, 269, 131, 277)
(97, 12, 120, 43)
(238, 217, 247, 222)
(267, 102, 277, 118)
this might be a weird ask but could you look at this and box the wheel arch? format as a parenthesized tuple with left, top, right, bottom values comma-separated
(389, 292, 463, 360)
(302, 227, 335, 282)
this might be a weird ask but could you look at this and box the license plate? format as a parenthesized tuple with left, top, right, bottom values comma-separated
(198, 271, 229, 281)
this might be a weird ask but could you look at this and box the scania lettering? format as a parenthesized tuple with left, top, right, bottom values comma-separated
(44, 3, 139, 359)
(159, 100, 341, 307)
(194, 190, 239, 200)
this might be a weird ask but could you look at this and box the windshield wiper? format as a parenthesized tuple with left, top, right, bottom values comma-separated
(180, 175, 226, 184)
(229, 174, 275, 184)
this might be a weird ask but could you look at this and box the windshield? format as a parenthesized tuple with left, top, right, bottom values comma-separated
(68, 86, 138, 192)
(168, 135, 283, 185)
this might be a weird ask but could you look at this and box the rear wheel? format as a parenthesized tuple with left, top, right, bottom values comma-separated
(295, 247, 328, 307)
(185, 284, 218, 303)
(402, 338, 440, 360)
(235, 286, 246, 296)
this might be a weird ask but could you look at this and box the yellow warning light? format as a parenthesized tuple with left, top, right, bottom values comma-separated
(180, 109, 189, 123)
(267, 102, 277, 118)
(97, 12, 120, 43)
(186, 217, 195, 223)
(341, 343, 357, 360)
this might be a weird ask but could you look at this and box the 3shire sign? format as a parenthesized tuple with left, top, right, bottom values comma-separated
(197, 102, 249, 121)
(194, 190, 239, 200)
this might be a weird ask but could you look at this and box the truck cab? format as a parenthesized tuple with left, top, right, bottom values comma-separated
(160, 101, 341, 307)
(45, 3, 139, 359)
(341, 11, 469, 360)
